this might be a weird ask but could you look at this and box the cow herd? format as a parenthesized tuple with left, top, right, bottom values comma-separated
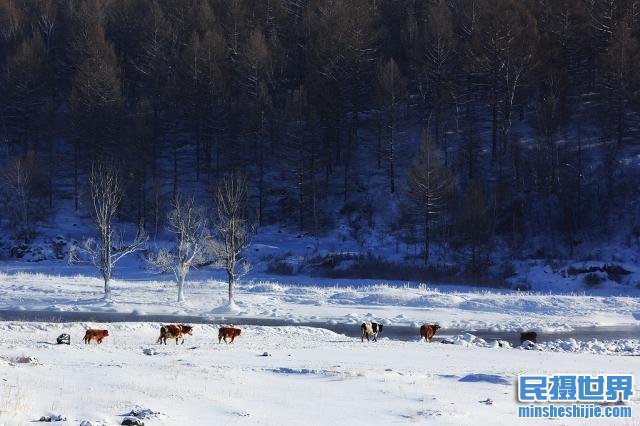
(76, 322, 537, 346)
(78, 324, 242, 346)
(360, 322, 442, 343)
(76, 322, 443, 347)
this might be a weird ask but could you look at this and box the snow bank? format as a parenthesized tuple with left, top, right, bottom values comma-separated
(442, 332, 640, 355)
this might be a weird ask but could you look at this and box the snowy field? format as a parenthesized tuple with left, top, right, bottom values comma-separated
(0, 266, 638, 333)
(0, 322, 637, 426)
(0, 265, 639, 424)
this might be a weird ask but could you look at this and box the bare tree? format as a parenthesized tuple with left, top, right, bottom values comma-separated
(149, 196, 210, 302)
(377, 58, 406, 194)
(84, 162, 146, 300)
(471, 0, 538, 161)
(408, 132, 453, 265)
(212, 173, 251, 306)
(2, 152, 46, 242)
(458, 181, 491, 277)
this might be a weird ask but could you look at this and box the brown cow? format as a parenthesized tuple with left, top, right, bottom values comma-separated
(83, 329, 109, 344)
(420, 324, 441, 342)
(156, 324, 193, 345)
(218, 327, 242, 344)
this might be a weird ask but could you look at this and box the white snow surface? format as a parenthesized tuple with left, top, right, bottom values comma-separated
(0, 267, 638, 333)
(0, 322, 638, 425)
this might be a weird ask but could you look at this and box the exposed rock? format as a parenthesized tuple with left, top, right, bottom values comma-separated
(121, 418, 144, 426)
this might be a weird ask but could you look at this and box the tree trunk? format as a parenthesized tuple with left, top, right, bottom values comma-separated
(424, 211, 430, 265)
(258, 109, 264, 226)
(48, 141, 54, 209)
(227, 271, 234, 303)
(491, 93, 497, 162)
(177, 273, 185, 302)
(377, 110, 382, 169)
(298, 138, 305, 231)
(103, 276, 111, 300)
(74, 145, 79, 212)
(311, 126, 318, 237)
(172, 138, 178, 202)
(195, 124, 201, 181)
(389, 105, 395, 194)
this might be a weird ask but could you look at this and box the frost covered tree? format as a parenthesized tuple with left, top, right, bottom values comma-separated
(212, 173, 251, 307)
(84, 162, 146, 300)
(150, 196, 210, 303)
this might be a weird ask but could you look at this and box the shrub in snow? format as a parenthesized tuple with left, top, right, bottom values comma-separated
(266, 259, 295, 275)
(584, 272, 606, 288)
(512, 282, 531, 291)
(79, 421, 93, 426)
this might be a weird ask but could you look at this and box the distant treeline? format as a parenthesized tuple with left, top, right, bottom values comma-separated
(0, 0, 638, 273)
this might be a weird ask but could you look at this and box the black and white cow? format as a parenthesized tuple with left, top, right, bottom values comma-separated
(361, 322, 383, 342)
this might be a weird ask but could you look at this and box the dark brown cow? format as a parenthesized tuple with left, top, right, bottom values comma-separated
(420, 324, 441, 342)
(157, 324, 193, 345)
(520, 331, 537, 344)
(83, 329, 109, 344)
(218, 327, 242, 344)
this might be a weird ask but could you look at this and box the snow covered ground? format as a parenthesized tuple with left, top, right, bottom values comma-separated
(0, 265, 638, 334)
(0, 262, 638, 424)
(0, 322, 637, 425)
